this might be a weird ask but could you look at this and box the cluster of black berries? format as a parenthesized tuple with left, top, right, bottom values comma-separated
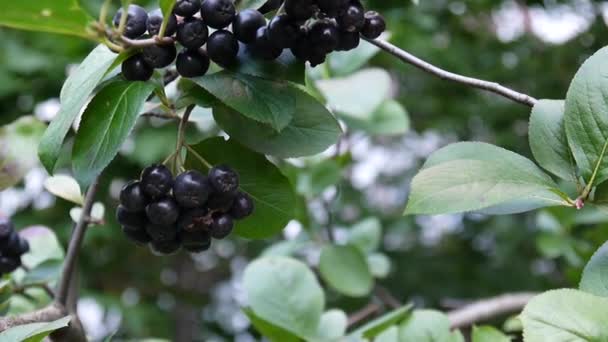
(0, 218, 30, 275)
(117, 0, 386, 80)
(116, 164, 254, 255)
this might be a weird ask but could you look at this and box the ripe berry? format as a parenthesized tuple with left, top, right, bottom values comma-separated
(249, 26, 283, 60)
(122, 226, 152, 245)
(140, 164, 174, 199)
(143, 44, 177, 69)
(317, 0, 346, 17)
(116, 205, 147, 229)
(337, 3, 365, 32)
(173, 171, 211, 208)
(146, 198, 180, 226)
(361, 11, 386, 39)
(291, 33, 312, 61)
(210, 214, 234, 239)
(308, 48, 327, 67)
(207, 192, 236, 211)
(309, 20, 340, 53)
(2, 233, 22, 257)
(207, 30, 239, 66)
(177, 18, 209, 49)
(122, 54, 153, 81)
(149, 238, 181, 255)
(285, 0, 315, 20)
(147, 9, 178, 36)
(232, 9, 266, 44)
(176, 50, 210, 77)
(229, 192, 254, 219)
(267, 15, 300, 49)
(338, 31, 360, 51)
(113, 5, 149, 38)
(180, 230, 211, 253)
(208, 165, 239, 194)
(145, 223, 178, 242)
(201, 0, 236, 29)
(174, 0, 202, 17)
(17, 238, 29, 255)
(0, 257, 19, 274)
(0, 218, 14, 241)
(119, 180, 148, 212)
(177, 208, 210, 232)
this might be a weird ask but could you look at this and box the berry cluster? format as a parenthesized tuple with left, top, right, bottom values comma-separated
(117, 0, 386, 80)
(116, 164, 254, 255)
(0, 218, 30, 275)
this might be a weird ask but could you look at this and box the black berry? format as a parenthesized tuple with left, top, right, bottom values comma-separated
(208, 165, 239, 194)
(142, 44, 177, 69)
(285, 0, 315, 20)
(119, 180, 148, 212)
(180, 230, 211, 253)
(308, 48, 327, 67)
(309, 20, 340, 53)
(0, 257, 20, 274)
(361, 11, 385, 39)
(249, 26, 283, 60)
(146, 198, 180, 226)
(232, 9, 266, 44)
(116, 205, 147, 230)
(174, 0, 202, 17)
(145, 223, 178, 242)
(267, 15, 300, 49)
(140, 164, 174, 199)
(291, 32, 312, 61)
(229, 191, 254, 219)
(121, 54, 153, 81)
(176, 49, 210, 77)
(0, 217, 14, 241)
(177, 18, 209, 49)
(337, 3, 365, 32)
(149, 238, 181, 255)
(113, 5, 149, 38)
(17, 238, 29, 255)
(122, 226, 152, 245)
(338, 30, 360, 51)
(207, 30, 239, 66)
(210, 214, 234, 239)
(201, 0, 236, 29)
(147, 8, 178, 36)
(173, 171, 211, 208)
(2, 232, 21, 257)
(177, 208, 210, 232)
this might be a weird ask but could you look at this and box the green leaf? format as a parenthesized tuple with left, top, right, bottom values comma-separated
(21, 259, 62, 286)
(565, 47, 608, 186)
(521, 289, 608, 342)
(243, 257, 324, 339)
(243, 308, 300, 342)
(237, 0, 267, 10)
(72, 80, 155, 187)
(296, 159, 342, 198)
(342, 100, 410, 136)
(471, 326, 511, 342)
(0, 316, 71, 342)
(529, 99, 577, 182)
(328, 38, 385, 77)
(230, 49, 305, 84)
(43, 175, 83, 205)
(375, 326, 399, 342)
(20, 226, 64, 268)
(399, 310, 463, 342)
(0, 0, 93, 38)
(580, 241, 608, 297)
(319, 245, 373, 297)
(186, 138, 296, 239)
(312, 310, 347, 341)
(213, 88, 342, 158)
(349, 305, 412, 339)
(316, 68, 391, 120)
(406, 142, 569, 215)
(0, 116, 45, 190)
(159, 0, 176, 37)
(368, 253, 391, 279)
(39, 45, 119, 173)
(348, 217, 382, 254)
(191, 71, 296, 131)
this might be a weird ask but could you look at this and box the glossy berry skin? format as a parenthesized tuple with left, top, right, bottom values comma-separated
(143, 44, 177, 69)
(0, 257, 19, 274)
(173, 171, 211, 208)
(361, 11, 386, 39)
(285, 0, 315, 20)
(249, 27, 283, 60)
(146, 198, 180, 226)
(122, 54, 153, 81)
(122, 226, 152, 245)
(140, 164, 174, 199)
(147, 9, 178, 36)
(116, 205, 147, 230)
(337, 3, 365, 32)
(267, 15, 300, 49)
(174, 0, 201, 17)
(177, 208, 210, 232)
(145, 223, 178, 242)
(176, 50, 210, 77)
(2, 233, 22, 257)
(210, 214, 234, 239)
(113, 5, 148, 38)
(208, 165, 239, 194)
(309, 20, 340, 53)
(207, 30, 239, 66)
(119, 180, 148, 212)
(232, 9, 266, 44)
(201, 0, 236, 29)
(149, 238, 181, 255)
(0, 218, 14, 241)
(338, 31, 360, 51)
(177, 18, 209, 49)
(180, 230, 211, 253)
(229, 192, 254, 219)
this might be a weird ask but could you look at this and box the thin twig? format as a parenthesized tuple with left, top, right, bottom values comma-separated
(0, 304, 66, 331)
(374, 285, 401, 309)
(447, 292, 537, 328)
(141, 112, 179, 120)
(119, 35, 175, 48)
(365, 37, 538, 107)
(56, 177, 101, 306)
(347, 302, 381, 327)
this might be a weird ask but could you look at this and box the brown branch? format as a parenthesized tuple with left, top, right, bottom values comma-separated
(447, 292, 537, 328)
(374, 285, 401, 309)
(119, 35, 175, 48)
(347, 302, 381, 328)
(0, 304, 66, 331)
(365, 37, 538, 107)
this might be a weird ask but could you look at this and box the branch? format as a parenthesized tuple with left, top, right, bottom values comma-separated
(347, 302, 381, 328)
(0, 304, 66, 331)
(447, 292, 537, 328)
(365, 38, 538, 107)
(56, 176, 101, 306)
(119, 35, 175, 48)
